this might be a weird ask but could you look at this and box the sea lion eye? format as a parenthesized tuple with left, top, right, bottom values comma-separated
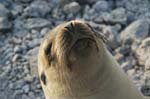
(45, 43, 52, 64)
(45, 43, 52, 55)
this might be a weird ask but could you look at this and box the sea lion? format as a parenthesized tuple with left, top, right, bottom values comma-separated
(38, 20, 148, 99)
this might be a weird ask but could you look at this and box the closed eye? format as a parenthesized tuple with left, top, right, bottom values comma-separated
(45, 43, 52, 65)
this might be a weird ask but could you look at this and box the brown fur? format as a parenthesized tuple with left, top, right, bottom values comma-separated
(38, 20, 147, 99)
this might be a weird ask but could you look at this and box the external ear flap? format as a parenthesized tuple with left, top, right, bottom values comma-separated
(40, 72, 47, 85)
(85, 22, 108, 43)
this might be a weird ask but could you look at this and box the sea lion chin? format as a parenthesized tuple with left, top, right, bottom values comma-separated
(38, 20, 148, 99)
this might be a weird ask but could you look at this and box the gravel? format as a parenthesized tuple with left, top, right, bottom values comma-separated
(0, 0, 150, 99)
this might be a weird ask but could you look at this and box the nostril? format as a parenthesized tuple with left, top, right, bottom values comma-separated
(64, 22, 75, 34)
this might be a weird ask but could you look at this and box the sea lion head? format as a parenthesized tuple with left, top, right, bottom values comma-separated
(38, 20, 107, 98)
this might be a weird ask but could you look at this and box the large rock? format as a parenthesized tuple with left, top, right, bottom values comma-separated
(120, 19, 149, 44)
(136, 37, 150, 65)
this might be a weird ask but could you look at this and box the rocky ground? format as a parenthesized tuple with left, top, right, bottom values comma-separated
(0, 0, 150, 99)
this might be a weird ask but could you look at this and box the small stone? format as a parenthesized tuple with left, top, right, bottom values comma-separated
(98, 12, 112, 23)
(27, 47, 39, 77)
(145, 57, 150, 71)
(83, 5, 95, 20)
(40, 28, 50, 36)
(120, 19, 149, 43)
(127, 69, 135, 77)
(25, 18, 51, 29)
(24, 74, 33, 83)
(114, 53, 124, 64)
(25, 33, 32, 40)
(22, 84, 30, 93)
(92, 1, 109, 13)
(127, 11, 136, 23)
(14, 0, 32, 3)
(133, 70, 144, 81)
(63, 2, 81, 14)
(28, 91, 34, 97)
(14, 80, 25, 89)
(12, 54, 20, 62)
(22, 94, 29, 99)
(0, 4, 10, 17)
(115, 45, 131, 56)
(11, 4, 23, 17)
(14, 46, 22, 53)
(121, 61, 134, 72)
(14, 89, 24, 95)
(136, 37, 150, 65)
(27, 38, 41, 49)
(141, 85, 150, 96)
(110, 7, 127, 24)
(9, 37, 22, 44)
(13, 19, 26, 30)
(131, 42, 139, 52)
(102, 25, 120, 49)
(144, 71, 150, 80)
(0, 17, 12, 32)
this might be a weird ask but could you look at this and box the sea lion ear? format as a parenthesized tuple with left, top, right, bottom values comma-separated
(85, 22, 108, 43)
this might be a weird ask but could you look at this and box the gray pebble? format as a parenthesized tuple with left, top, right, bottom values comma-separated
(63, 2, 81, 14)
(40, 28, 50, 36)
(27, 47, 39, 77)
(14, 46, 22, 53)
(0, 4, 10, 17)
(12, 54, 20, 62)
(22, 84, 30, 93)
(110, 7, 127, 24)
(0, 17, 12, 32)
(25, 18, 51, 29)
(92, 1, 109, 13)
(136, 37, 150, 65)
(102, 25, 120, 49)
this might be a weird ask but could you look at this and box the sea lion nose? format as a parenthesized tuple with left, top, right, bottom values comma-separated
(64, 21, 81, 41)
(64, 21, 75, 35)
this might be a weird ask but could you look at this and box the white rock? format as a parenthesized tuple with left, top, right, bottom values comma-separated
(136, 37, 150, 65)
(120, 19, 150, 43)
